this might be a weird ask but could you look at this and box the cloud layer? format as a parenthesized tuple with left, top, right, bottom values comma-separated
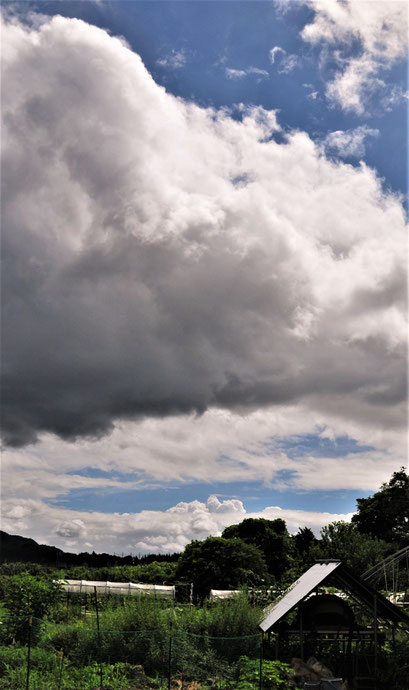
(1, 13, 407, 452)
(1, 492, 353, 554)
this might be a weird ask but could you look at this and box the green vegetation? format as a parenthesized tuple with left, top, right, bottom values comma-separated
(0, 591, 266, 688)
(351, 467, 409, 547)
(222, 518, 293, 582)
(310, 521, 388, 574)
(1, 573, 63, 644)
(0, 469, 408, 687)
(175, 536, 269, 598)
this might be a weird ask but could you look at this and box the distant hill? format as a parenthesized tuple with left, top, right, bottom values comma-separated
(0, 530, 66, 565)
(0, 531, 178, 567)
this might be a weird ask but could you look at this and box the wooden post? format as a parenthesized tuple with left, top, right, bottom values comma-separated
(259, 631, 263, 690)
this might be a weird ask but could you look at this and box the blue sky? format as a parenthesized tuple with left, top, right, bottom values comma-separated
(2, 0, 407, 554)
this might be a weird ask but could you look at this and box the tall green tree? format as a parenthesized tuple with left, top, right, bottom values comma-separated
(222, 518, 293, 581)
(292, 526, 318, 569)
(312, 521, 388, 575)
(351, 467, 409, 547)
(175, 536, 268, 598)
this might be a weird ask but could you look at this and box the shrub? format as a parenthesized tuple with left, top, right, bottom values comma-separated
(1, 573, 63, 644)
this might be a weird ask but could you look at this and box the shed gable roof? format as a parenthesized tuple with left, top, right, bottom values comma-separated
(260, 560, 409, 633)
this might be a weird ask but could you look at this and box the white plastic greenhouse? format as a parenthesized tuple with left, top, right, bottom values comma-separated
(57, 579, 175, 598)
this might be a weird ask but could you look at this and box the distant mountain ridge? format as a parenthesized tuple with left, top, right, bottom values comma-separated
(0, 530, 66, 565)
(0, 531, 178, 567)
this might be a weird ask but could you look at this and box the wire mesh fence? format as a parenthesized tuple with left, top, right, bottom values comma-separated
(0, 615, 263, 689)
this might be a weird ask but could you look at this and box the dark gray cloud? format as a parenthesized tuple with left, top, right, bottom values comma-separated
(1, 15, 407, 447)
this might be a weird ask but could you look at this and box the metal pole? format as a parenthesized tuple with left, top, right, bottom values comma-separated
(373, 594, 378, 688)
(259, 631, 263, 690)
(168, 621, 173, 690)
(25, 616, 32, 690)
(94, 586, 103, 690)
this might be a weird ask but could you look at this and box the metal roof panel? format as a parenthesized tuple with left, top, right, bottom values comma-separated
(260, 561, 341, 632)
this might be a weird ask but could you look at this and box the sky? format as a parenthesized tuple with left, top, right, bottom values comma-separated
(1, 0, 408, 557)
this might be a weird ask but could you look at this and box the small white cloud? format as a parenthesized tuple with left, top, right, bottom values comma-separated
(247, 67, 269, 78)
(303, 83, 319, 100)
(225, 67, 247, 80)
(278, 53, 298, 74)
(326, 54, 380, 115)
(55, 519, 86, 539)
(323, 125, 379, 159)
(225, 66, 269, 80)
(156, 49, 187, 69)
(380, 85, 409, 112)
(6, 505, 30, 520)
(270, 46, 298, 74)
(270, 45, 285, 64)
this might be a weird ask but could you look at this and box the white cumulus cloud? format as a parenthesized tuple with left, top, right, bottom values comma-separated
(1, 10, 407, 547)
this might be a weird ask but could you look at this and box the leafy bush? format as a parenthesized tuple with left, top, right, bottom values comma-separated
(182, 592, 261, 637)
(1, 573, 63, 643)
(262, 659, 293, 688)
(216, 656, 292, 689)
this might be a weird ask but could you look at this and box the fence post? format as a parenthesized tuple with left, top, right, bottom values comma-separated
(168, 621, 173, 690)
(94, 586, 104, 690)
(25, 616, 32, 690)
(259, 631, 263, 690)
